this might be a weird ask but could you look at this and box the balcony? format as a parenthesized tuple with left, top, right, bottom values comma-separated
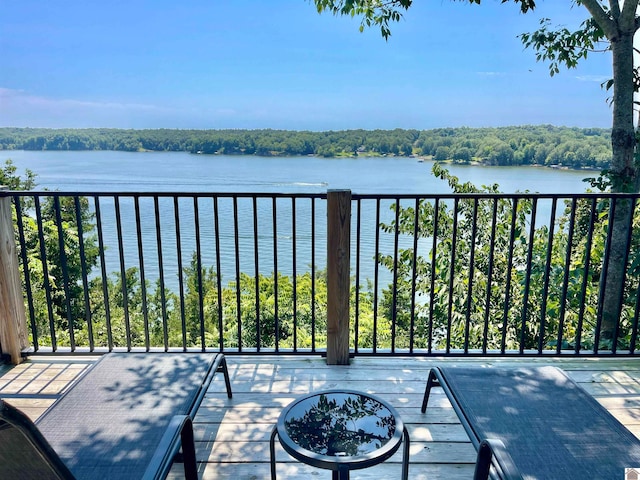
(0, 187, 639, 477)
(1, 354, 638, 479)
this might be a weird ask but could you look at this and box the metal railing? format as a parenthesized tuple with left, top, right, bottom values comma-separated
(3, 190, 640, 359)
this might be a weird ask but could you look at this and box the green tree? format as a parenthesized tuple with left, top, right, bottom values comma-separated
(377, 165, 632, 352)
(0, 160, 36, 191)
(379, 165, 535, 351)
(311, 0, 639, 347)
(90, 267, 148, 348)
(518, 1, 640, 344)
(3, 160, 100, 348)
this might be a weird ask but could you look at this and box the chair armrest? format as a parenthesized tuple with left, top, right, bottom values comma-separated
(142, 415, 198, 480)
(473, 438, 523, 480)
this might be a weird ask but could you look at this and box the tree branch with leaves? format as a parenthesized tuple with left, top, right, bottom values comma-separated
(312, 0, 640, 348)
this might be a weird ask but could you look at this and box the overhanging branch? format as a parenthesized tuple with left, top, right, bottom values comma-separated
(608, 0, 621, 17)
(619, 0, 639, 29)
(580, 0, 617, 39)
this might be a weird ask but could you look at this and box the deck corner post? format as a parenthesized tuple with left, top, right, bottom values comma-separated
(0, 188, 28, 364)
(326, 189, 351, 365)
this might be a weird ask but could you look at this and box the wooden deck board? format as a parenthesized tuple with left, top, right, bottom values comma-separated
(1, 355, 639, 479)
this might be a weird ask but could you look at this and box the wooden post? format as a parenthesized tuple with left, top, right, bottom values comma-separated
(326, 189, 351, 365)
(0, 189, 28, 364)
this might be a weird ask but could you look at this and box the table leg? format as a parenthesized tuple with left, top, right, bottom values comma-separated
(333, 465, 349, 479)
(402, 426, 410, 480)
(270, 426, 278, 480)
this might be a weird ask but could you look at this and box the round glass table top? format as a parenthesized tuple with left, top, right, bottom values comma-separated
(277, 390, 402, 462)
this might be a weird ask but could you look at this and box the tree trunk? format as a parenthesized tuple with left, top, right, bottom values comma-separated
(599, 25, 637, 348)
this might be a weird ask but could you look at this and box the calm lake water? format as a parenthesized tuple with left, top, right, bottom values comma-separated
(4, 150, 591, 194)
(4, 150, 594, 290)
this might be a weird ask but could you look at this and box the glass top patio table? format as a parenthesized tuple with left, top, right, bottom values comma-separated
(269, 389, 409, 480)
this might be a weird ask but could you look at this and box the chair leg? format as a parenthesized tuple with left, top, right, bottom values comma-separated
(421, 369, 439, 413)
(217, 355, 233, 399)
(181, 418, 199, 480)
(401, 426, 410, 480)
(473, 440, 492, 480)
(270, 426, 278, 480)
(474, 439, 522, 480)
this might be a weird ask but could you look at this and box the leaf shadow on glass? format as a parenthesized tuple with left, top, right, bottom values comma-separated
(284, 393, 396, 457)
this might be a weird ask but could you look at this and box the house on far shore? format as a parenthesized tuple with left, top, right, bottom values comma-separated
(626, 468, 640, 480)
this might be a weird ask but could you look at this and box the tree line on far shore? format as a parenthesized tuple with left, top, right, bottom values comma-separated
(0, 125, 611, 170)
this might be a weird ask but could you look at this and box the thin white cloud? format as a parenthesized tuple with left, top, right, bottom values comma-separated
(0, 87, 169, 113)
(575, 75, 610, 82)
(0, 87, 212, 128)
(0, 88, 275, 128)
(476, 71, 505, 77)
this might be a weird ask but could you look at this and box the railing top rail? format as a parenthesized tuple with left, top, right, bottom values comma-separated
(352, 192, 640, 200)
(5, 190, 640, 200)
(3, 191, 329, 199)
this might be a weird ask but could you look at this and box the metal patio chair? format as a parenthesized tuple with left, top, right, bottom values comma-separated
(0, 352, 232, 480)
(422, 365, 640, 479)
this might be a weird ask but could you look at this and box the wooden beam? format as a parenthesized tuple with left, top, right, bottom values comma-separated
(0, 189, 28, 364)
(326, 189, 351, 365)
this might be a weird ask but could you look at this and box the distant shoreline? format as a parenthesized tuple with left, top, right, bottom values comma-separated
(2, 148, 602, 175)
(0, 125, 611, 172)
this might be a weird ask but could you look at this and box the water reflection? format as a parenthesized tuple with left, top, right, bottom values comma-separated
(283, 392, 396, 457)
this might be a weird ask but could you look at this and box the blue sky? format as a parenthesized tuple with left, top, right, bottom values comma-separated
(0, 0, 614, 130)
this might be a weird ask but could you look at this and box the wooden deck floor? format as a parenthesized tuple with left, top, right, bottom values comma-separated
(2, 355, 640, 479)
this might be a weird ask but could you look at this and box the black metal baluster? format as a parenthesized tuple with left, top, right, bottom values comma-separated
(520, 198, 537, 354)
(193, 197, 205, 351)
(446, 198, 459, 354)
(153, 196, 169, 351)
(500, 198, 519, 354)
(464, 198, 479, 354)
(557, 198, 577, 353)
(213, 196, 224, 351)
(354, 198, 361, 354)
(74, 196, 93, 351)
(409, 198, 420, 354)
(595, 196, 618, 354)
(273, 197, 279, 352)
(575, 197, 597, 353)
(428, 199, 440, 355)
(391, 197, 400, 353)
(174, 197, 187, 350)
(114, 196, 131, 350)
(134, 196, 150, 350)
(253, 196, 261, 352)
(34, 197, 57, 350)
(54, 196, 75, 351)
(94, 196, 113, 351)
(233, 196, 242, 351)
(292, 197, 298, 352)
(373, 198, 381, 353)
(14, 197, 38, 350)
(538, 198, 557, 354)
(482, 198, 498, 354)
(311, 197, 317, 352)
